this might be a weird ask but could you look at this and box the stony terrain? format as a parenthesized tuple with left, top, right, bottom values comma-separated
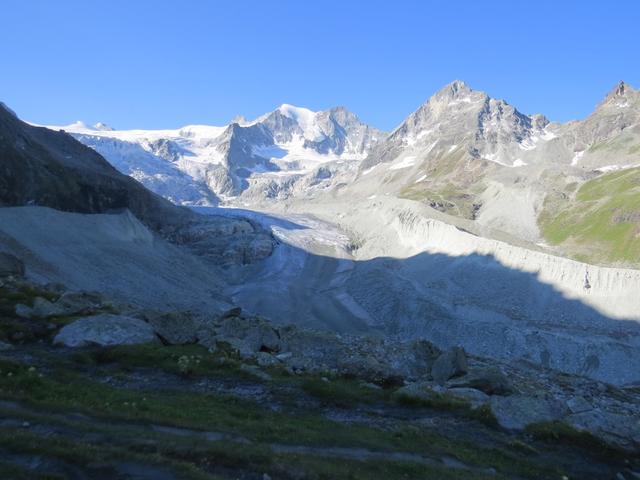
(1, 263, 640, 479)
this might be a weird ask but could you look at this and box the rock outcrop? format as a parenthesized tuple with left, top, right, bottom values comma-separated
(54, 314, 159, 347)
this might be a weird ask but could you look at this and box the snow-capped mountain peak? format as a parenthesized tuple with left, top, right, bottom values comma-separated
(43, 104, 383, 204)
(93, 122, 114, 131)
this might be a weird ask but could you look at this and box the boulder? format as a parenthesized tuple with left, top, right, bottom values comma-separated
(338, 351, 403, 386)
(212, 315, 282, 356)
(144, 311, 200, 344)
(489, 395, 568, 430)
(255, 352, 281, 367)
(431, 346, 468, 384)
(0, 252, 25, 278)
(448, 366, 513, 395)
(53, 314, 159, 347)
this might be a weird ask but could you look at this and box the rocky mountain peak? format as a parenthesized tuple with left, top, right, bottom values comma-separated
(601, 80, 638, 107)
(439, 79, 474, 99)
(0, 101, 18, 118)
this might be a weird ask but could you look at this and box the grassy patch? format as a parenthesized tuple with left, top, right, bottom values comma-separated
(400, 182, 482, 219)
(300, 376, 387, 407)
(395, 389, 498, 428)
(0, 355, 561, 479)
(538, 166, 640, 265)
(0, 283, 109, 344)
(525, 421, 627, 460)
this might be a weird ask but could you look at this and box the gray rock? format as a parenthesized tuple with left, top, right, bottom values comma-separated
(214, 315, 282, 356)
(431, 346, 468, 385)
(447, 387, 490, 406)
(448, 367, 513, 395)
(53, 314, 159, 347)
(0, 340, 13, 351)
(144, 311, 200, 344)
(0, 252, 24, 278)
(566, 395, 592, 414)
(275, 352, 293, 361)
(255, 352, 280, 367)
(489, 395, 568, 430)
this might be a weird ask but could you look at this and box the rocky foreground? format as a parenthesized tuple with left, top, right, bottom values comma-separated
(1, 252, 639, 480)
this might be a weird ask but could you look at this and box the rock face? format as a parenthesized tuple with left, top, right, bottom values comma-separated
(53, 314, 158, 347)
(0, 252, 25, 278)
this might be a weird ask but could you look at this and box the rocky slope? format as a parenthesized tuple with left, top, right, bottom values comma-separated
(221, 200, 640, 386)
(0, 104, 274, 271)
(1, 269, 639, 478)
(0, 103, 189, 232)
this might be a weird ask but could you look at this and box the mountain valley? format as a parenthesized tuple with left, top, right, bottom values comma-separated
(2, 80, 640, 479)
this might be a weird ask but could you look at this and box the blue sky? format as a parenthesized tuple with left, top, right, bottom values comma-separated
(1, 0, 638, 131)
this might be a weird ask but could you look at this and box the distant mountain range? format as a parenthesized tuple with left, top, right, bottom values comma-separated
(42, 104, 382, 205)
(37, 80, 640, 266)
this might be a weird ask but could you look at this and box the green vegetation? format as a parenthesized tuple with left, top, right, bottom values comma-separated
(300, 376, 387, 407)
(0, 350, 591, 480)
(525, 422, 626, 460)
(0, 284, 61, 343)
(539, 166, 640, 265)
(0, 283, 114, 344)
(395, 389, 498, 427)
(70, 343, 249, 377)
(400, 182, 482, 219)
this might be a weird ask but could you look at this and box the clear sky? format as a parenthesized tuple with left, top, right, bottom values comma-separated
(1, 0, 638, 131)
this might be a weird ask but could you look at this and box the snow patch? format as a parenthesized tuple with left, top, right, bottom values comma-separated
(389, 156, 417, 170)
(415, 174, 427, 183)
(571, 151, 584, 166)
